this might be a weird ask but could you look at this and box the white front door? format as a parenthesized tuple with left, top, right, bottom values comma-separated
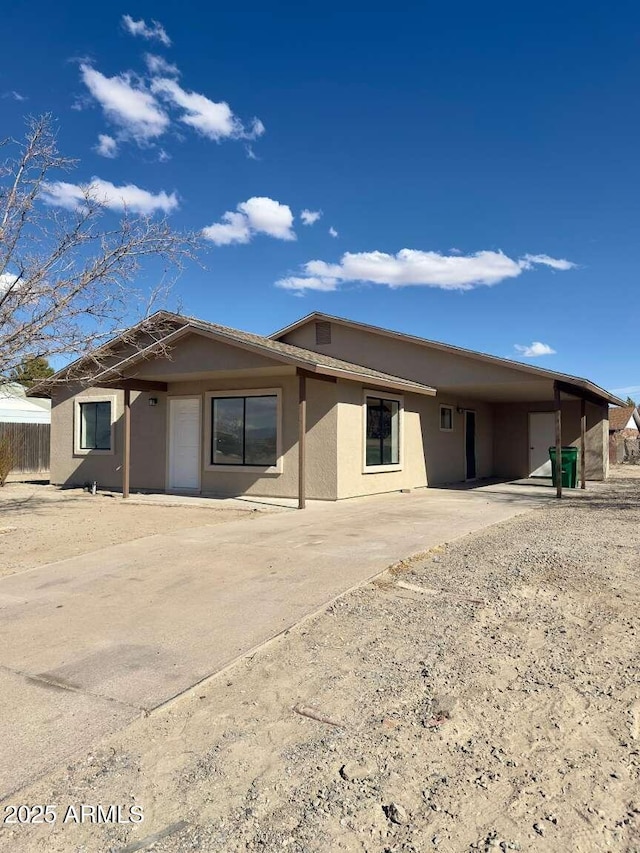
(168, 397, 201, 490)
(529, 412, 555, 476)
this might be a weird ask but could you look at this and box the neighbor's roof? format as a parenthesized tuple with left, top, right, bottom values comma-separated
(608, 405, 638, 431)
(271, 311, 625, 406)
(0, 385, 51, 423)
(33, 311, 437, 397)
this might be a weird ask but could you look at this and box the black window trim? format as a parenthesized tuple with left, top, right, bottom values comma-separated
(440, 404, 454, 432)
(365, 394, 401, 468)
(79, 400, 112, 451)
(210, 393, 278, 467)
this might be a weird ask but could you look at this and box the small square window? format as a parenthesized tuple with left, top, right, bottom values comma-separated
(440, 405, 453, 432)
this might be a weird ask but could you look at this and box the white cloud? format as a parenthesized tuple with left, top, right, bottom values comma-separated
(520, 254, 576, 271)
(2, 90, 27, 102)
(80, 63, 169, 143)
(276, 249, 576, 292)
(41, 178, 178, 215)
(94, 134, 118, 158)
(300, 209, 322, 226)
(329, 226, 338, 238)
(144, 53, 179, 77)
(202, 211, 251, 246)
(151, 77, 264, 142)
(514, 342, 557, 357)
(121, 15, 171, 46)
(202, 196, 295, 245)
(276, 276, 338, 292)
(0, 273, 20, 294)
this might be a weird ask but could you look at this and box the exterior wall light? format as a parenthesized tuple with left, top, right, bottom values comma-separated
(149, 397, 158, 407)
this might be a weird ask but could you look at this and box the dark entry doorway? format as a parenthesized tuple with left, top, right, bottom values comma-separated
(465, 410, 477, 480)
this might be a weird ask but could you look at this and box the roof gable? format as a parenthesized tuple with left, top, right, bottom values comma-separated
(272, 312, 623, 405)
(32, 311, 436, 397)
(608, 405, 638, 431)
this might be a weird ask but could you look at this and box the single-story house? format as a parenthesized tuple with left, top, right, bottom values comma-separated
(608, 405, 640, 435)
(32, 310, 623, 505)
(608, 404, 640, 464)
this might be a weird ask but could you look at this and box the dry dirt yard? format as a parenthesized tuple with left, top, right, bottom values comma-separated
(0, 482, 263, 577)
(1, 473, 639, 853)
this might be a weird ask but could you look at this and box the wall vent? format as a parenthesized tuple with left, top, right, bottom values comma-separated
(315, 321, 332, 345)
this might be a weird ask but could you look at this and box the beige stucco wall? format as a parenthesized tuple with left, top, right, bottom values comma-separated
(50, 385, 167, 491)
(166, 374, 338, 500)
(50, 374, 339, 500)
(138, 333, 284, 376)
(280, 321, 544, 391)
(492, 400, 609, 480)
(335, 382, 494, 499)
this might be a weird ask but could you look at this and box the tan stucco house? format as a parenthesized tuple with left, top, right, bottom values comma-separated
(35, 310, 623, 504)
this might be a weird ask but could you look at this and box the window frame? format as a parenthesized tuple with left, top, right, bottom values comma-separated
(204, 388, 283, 474)
(439, 404, 454, 432)
(362, 389, 404, 473)
(73, 394, 117, 456)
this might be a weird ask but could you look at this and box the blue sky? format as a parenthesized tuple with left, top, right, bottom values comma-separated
(2, 1, 638, 395)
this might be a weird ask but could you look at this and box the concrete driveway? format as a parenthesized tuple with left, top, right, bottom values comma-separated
(0, 482, 545, 798)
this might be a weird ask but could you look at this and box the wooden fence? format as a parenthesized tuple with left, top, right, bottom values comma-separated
(0, 422, 50, 473)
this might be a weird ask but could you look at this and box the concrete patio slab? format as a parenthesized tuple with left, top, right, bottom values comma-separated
(0, 484, 544, 797)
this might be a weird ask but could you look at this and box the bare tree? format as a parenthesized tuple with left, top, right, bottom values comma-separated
(0, 116, 197, 385)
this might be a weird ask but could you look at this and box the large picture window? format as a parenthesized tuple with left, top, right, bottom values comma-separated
(211, 395, 278, 466)
(79, 401, 112, 450)
(365, 396, 400, 466)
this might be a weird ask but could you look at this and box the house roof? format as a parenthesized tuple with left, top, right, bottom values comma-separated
(32, 311, 437, 397)
(0, 384, 51, 423)
(271, 311, 625, 406)
(608, 405, 638, 431)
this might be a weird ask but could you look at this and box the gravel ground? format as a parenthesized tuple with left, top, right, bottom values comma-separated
(2, 473, 639, 853)
(0, 482, 265, 577)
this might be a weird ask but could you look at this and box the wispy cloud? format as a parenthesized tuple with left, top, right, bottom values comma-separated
(611, 385, 640, 397)
(203, 197, 295, 245)
(151, 77, 265, 141)
(300, 209, 322, 226)
(78, 23, 264, 157)
(514, 341, 557, 357)
(121, 15, 171, 47)
(94, 133, 118, 158)
(80, 63, 169, 144)
(519, 254, 577, 271)
(329, 226, 338, 238)
(41, 178, 178, 215)
(144, 53, 179, 77)
(276, 249, 576, 292)
(2, 90, 27, 102)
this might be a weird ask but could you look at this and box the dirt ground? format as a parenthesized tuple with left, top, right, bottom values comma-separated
(1, 472, 639, 853)
(0, 482, 263, 577)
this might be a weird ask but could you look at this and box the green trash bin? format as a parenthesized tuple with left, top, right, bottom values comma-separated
(548, 446, 578, 488)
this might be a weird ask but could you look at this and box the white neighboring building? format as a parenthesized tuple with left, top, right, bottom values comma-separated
(0, 382, 51, 424)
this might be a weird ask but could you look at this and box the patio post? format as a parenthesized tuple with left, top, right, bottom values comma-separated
(580, 397, 586, 489)
(123, 387, 131, 499)
(554, 381, 562, 499)
(298, 371, 306, 509)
